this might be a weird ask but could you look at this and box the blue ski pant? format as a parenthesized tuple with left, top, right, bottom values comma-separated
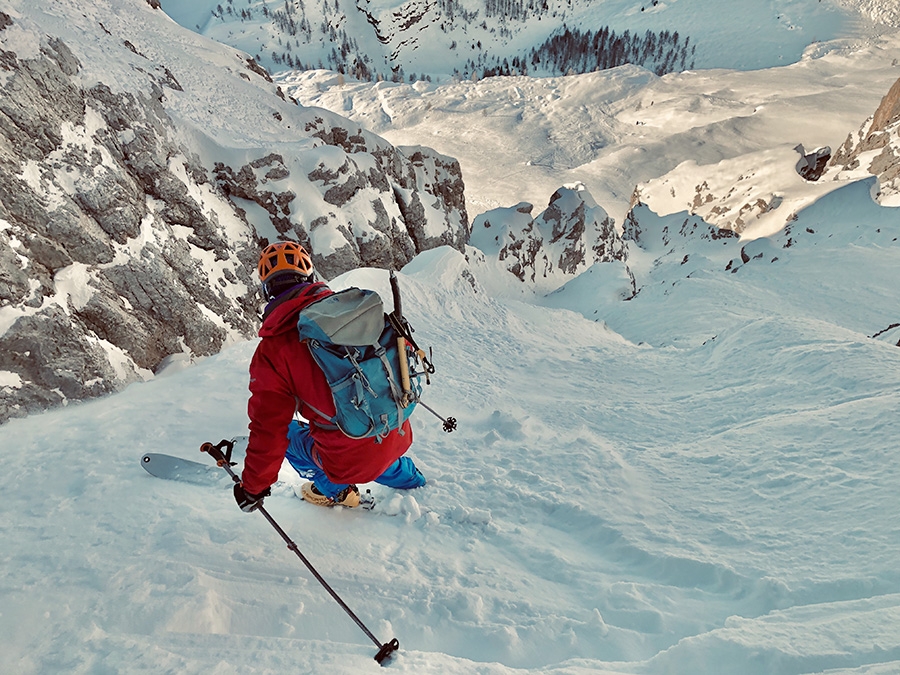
(284, 420, 425, 499)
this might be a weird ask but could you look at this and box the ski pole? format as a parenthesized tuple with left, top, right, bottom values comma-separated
(416, 399, 458, 433)
(201, 439, 400, 666)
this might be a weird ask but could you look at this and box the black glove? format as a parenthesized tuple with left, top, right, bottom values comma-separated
(234, 482, 271, 512)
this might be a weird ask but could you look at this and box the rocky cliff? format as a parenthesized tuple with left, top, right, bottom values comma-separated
(828, 76, 900, 205)
(0, 2, 467, 424)
(468, 183, 626, 287)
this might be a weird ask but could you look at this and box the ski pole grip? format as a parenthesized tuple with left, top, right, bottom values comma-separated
(200, 441, 226, 464)
(201, 440, 239, 480)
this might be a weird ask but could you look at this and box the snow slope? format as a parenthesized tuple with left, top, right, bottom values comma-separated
(281, 28, 900, 232)
(163, 0, 890, 77)
(3, 176, 900, 673)
(3, 1, 900, 673)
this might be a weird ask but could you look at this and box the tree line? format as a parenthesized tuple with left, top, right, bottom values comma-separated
(209, 0, 695, 83)
(522, 25, 695, 77)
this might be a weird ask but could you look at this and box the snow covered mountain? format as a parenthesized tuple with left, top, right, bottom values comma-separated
(2, 0, 900, 671)
(0, 0, 467, 424)
(163, 0, 896, 81)
(4, 0, 900, 424)
(281, 36, 900, 245)
(4, 0, 900, 427)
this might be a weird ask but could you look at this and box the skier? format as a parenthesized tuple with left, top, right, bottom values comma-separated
(234, 241, 426, 511)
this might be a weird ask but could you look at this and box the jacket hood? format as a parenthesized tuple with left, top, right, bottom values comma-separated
(259, 282, 332, 338)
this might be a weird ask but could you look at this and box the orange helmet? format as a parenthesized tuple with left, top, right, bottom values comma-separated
(257, 241, 314, 283)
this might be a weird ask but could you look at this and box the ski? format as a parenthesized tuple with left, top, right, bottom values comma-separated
(141, 452, 228, 486)
(141, 436, 248, 485)
(140, 438, 377, 509)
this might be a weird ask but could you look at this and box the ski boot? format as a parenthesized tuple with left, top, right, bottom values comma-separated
(300, 482, 360, 508)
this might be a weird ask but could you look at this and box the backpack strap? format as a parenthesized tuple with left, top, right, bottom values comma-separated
(303, 401, 340, 430)
(263, 282, 332, 321)
(296, 282, 332, 304)
(303, 343, 408, 441)
(374, 344, 406, 437)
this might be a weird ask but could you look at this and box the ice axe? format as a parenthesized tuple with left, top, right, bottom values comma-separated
(388, 271, 457, 432)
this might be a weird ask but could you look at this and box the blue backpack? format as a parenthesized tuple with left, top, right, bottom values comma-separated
(296, 287, 421, 440)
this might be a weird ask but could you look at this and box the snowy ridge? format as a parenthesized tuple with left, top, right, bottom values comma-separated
(164, 0, 892, 79)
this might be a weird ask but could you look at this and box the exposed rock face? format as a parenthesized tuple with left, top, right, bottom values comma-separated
(622, 204, 740, 252)
(396, 146, 469, 255)
(829, 76, 900, 203)
(0, 26, 259, 423)
(0, 12, 468, 424)
(209, 129, 468, 282)
(795, 144, 831, 181)
(469, 184, 625, 284)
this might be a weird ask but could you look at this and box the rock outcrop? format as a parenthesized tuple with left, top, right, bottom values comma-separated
(0, 8, 468, 424)
(469, 183, 625, 284)
(829, 76, 900, 204)
(0, 27, 248, 423)
(795, 144, 831, 182)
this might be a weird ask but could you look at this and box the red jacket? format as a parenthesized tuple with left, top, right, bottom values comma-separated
(242, 283, 413, 495)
